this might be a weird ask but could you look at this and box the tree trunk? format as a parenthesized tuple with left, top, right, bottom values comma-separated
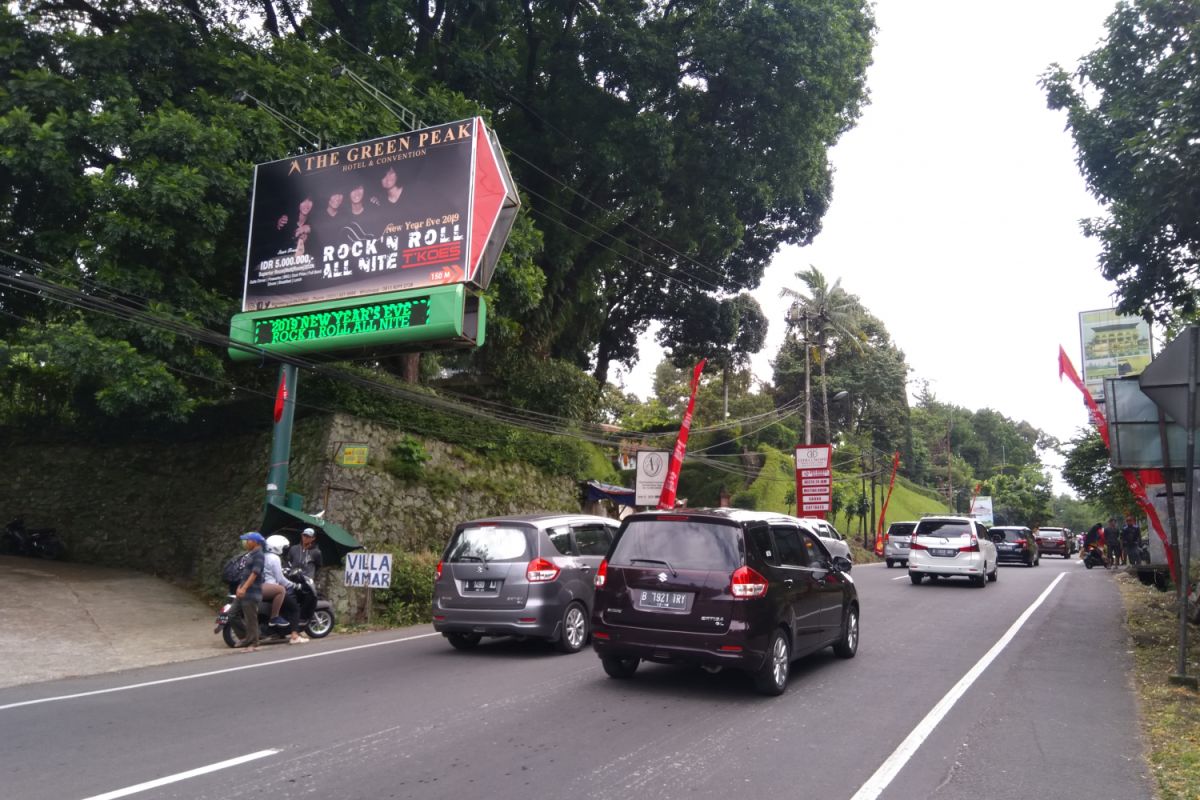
(399, 353, 421, 384)
(722, 364, 729, 420)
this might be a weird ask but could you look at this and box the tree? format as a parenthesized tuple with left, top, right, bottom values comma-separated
(1060, 427, 1139, 517)
(983, 465, 1053, 526)
(1042, 1, 1200, 323)
(779, 266, 862, 443)
(660, 293, 768, 419)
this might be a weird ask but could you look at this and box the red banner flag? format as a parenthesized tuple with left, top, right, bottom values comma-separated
(874, 451, 901, 556)
(658, 359, 706, 510)
(1058, 346, 1176, 580)
(273, 373, 288, 424)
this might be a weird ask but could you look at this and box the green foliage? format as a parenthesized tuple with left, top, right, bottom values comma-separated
(1052, 493, 1103, 532)
(1042, 0, 1200, 322)
(1061, 427, 1139, 517)
(982, 464, 1053, 526)
(375, 550, 441, 626)
(384, 436, 430, 481)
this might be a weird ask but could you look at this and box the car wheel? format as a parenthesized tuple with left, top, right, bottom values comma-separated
(556, 602, 588, 654)
(446, 633, 482, 650)
(601, 655, 640, 679)
(973, 568, 987, 587)
(909, 572, 923, 585)
(988, 565, 998, 582)
(833, 605, 859, 659)
(754, 629, 791, 696)
(886, 559, 894, 568)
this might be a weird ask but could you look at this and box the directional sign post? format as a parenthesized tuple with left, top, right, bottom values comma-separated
(795, 445, 833, 520)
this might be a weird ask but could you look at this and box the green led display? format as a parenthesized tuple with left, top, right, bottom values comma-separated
(253, 296, 430, 346)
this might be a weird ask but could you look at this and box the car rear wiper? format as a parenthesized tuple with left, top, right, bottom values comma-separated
(629, 557, 677, 577)
(456, 555, 483, 562)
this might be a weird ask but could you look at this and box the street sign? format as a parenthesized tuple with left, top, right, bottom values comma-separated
(343, 552, 392, 588)
(636, 450, 671, 506)
(795, 445, 833, 520)
(1105, 376, 1187, 468)
(228, 283, 485, 360)
(338, 443, 369, 467)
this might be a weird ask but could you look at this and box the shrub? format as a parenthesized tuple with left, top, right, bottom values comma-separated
(731, 490, 757, 509)
(375, 550, 441, 626)
(384, 436, 430, 481)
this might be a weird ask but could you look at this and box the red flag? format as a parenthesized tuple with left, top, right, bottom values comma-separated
(1058, 346, 1176, 580)
(273, 373, 288, 423)
(874, 451, 900, 556)
(658, 359, 706, 510)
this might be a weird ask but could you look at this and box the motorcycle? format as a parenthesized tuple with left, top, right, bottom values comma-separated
(1, 518, 66, 559)
(215, 568, 335, 647)
(1082, 543, 1108, 570)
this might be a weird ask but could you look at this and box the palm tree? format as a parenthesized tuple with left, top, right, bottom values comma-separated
(780, 266, 862, 443)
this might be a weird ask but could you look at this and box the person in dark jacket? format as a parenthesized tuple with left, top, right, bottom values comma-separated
(1120, 516, 1142, 565)
(286, 527, 324, 624)
(235, 532, 267, 651)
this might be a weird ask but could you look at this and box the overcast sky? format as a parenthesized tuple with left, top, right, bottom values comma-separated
(619, 0, 1131, 493)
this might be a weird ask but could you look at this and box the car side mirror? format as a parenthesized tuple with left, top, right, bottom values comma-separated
(833, 555, 852, 572)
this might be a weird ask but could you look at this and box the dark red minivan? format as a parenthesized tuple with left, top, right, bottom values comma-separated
(591, 509, 858, 695)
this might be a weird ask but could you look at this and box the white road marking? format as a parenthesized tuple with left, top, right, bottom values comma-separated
(0, 631, 440, 712)
(891, 575, 908, 581)
(80, 749, 279, 800)
(849, 572, 1067, 800)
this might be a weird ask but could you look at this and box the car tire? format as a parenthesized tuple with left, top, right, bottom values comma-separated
(447, 633, 482, 650)
(973, 569, 986, 587)
(909, 572, 923, 585)
(555, 602, 589, 654)
(601, 655, 640, 679)
(754, 629, 791, 696)
(886, 559, 894, 568)
(833, 605, 859, 659)
(988, 565, 998, 582)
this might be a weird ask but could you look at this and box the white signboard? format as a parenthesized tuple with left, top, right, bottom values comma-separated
(636, 450, 671, 506)
(971, 496, 995, 527)
(1079, 308, 1153, 402)
(344, 552, 393, 588)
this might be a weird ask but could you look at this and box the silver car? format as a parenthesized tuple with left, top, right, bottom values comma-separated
(433, 513, 618, 653)
(884, 521, 917, 568)
(800, 518, 853, 569)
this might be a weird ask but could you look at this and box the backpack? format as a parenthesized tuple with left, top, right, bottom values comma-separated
(221, 552, 251, 585)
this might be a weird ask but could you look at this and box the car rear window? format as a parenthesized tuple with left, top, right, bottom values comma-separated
(1038, 530, 1064, 540)
(611, 519, 742, 571)
(888, 524, 915, 537)
(915, 520, 973, 538)
(446, 526, 529, 562)
(993, 529, 1029, 542)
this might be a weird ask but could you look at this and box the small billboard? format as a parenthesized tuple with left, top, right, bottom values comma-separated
(1079, 308, 1153, 402)
(242, 117, 519, 312)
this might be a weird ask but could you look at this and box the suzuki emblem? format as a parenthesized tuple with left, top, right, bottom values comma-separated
(657, 572, 668, 583)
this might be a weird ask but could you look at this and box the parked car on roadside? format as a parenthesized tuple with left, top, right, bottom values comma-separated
(908, 515, 998, 587)
(884, 521, 918, 568)
(433, 513, 619, 653)
(1034, 526, 1071, 558)
(990, 525, 1040, 567)
(591, 508, 858, 696)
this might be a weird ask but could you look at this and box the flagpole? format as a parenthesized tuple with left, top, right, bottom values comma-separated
(265, 363, 299, 511)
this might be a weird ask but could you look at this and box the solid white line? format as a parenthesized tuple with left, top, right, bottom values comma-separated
(849, 572, 1067, 800)
(80, 749, 279, 800)
(0, 631, 440, 712)
(891, 575, 908, 581)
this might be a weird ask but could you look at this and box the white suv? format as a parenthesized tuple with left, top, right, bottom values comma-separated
(799, 518, 853, 568)
(907, 516, 997, 587)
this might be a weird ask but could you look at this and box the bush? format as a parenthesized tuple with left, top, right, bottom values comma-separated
(375, 550, 441, 626)
(731, 490, 757, 509)
(384, 436, 430, 481)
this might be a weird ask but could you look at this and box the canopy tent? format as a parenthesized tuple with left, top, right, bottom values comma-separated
(583, 480, 636, 507)
(261, 501, 362, 565)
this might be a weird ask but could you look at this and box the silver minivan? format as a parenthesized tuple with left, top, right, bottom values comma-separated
(884, 521, 917, 568)
(433, 513, 619, 653)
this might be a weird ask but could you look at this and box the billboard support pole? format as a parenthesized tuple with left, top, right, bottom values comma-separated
(264, 362, 299, 513)
(1171, 328, 1197, 689)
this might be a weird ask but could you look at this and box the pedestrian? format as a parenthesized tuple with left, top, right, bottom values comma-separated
(1105, 517, 1122, 567)
(286, 527, 324, 632)
(1120, 515, 1142, 566)
(234, 532, 266, 651)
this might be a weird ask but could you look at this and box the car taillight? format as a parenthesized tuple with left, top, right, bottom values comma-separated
(730, 566, 768, 598)
(435, 560, 443, 581)
(594, 559, 608, 588)
(1016, 539, 1027, 547)
(527, 557, 560, 583)
(909, 540, 927, 551)
(962, 536, 980, 553)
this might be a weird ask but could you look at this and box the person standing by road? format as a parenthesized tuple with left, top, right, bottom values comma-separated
(1105, 517, 1122, 567)
(1120, 515, 1142, 566)
(235, 532, 266, 651)
(286, 527, 324, 628)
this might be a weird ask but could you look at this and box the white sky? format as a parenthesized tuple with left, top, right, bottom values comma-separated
(619, 0, 1129, 493)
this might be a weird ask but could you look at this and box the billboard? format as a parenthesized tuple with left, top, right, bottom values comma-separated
(971, 496, 994, 527)
(795, 444, 833, 519)
(242, 117, 519, 312)
(1079, 308, 1153, 402)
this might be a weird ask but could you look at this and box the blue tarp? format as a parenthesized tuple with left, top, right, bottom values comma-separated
(584, 480, 636, 507)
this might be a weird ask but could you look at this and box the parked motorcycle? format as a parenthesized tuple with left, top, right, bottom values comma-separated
(215, 568, 335, 647)
(1, 518, 65, 559)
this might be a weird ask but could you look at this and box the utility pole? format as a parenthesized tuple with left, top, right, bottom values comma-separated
(803, 312, 812, 445)
(947, 411, 954, 511)
(869, 448, 877, 546)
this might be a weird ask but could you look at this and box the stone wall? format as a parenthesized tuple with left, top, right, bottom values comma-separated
(1, 412, 582, 618)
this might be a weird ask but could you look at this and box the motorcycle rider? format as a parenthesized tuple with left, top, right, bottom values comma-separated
(286, 527, 324, 625)
(264, 535, 306, 644)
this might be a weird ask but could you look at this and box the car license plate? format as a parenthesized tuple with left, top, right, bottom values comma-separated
(931, 548, 956, 557)
(634, 589, 690, 611)
(898, 542, 909, 549)
(463, 580, 501, 592)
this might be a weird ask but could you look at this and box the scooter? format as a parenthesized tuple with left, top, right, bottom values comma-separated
(1, 518, 65, 559)
(215, 569, 335, 647)
(1082, 544, 1108, 570)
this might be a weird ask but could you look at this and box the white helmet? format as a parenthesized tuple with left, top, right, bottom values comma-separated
(266, 534, 290, 555)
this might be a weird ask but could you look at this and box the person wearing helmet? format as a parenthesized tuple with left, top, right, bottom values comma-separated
(286, 527, 324, 628)
(263, 534, 305, 644)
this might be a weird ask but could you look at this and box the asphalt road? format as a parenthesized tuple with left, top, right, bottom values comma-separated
(0, 557, 1154, 800)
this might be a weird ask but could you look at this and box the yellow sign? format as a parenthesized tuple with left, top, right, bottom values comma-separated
(340, 445, 369, 467)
